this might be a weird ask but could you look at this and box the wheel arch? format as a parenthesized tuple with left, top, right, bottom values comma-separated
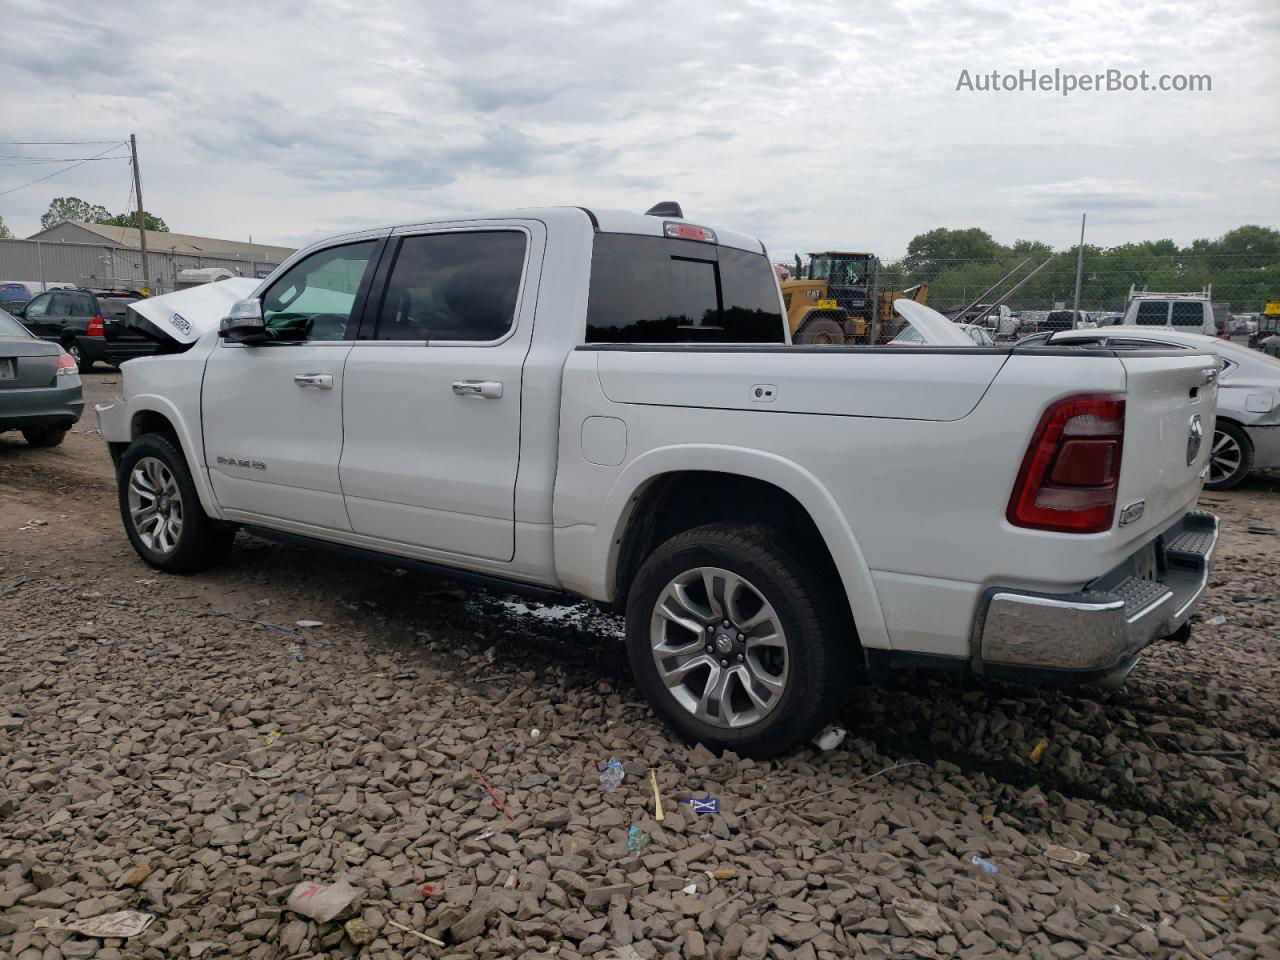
(591, 446, 889, 651)
(121, 396, 224, 519)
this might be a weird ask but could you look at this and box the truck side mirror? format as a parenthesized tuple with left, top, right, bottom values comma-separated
(218, 299, 266, 343)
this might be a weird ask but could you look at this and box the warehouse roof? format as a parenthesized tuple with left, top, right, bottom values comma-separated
(27, 221, 295, 261)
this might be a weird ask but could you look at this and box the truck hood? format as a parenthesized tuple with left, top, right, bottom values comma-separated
(126, 278, 260, 346)
(893, 300, 974, 347)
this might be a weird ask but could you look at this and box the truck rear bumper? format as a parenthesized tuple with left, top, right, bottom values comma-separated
(975, 511, 1217, 683)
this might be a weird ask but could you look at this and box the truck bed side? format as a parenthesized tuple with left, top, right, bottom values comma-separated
(553, 344, 1216, 660)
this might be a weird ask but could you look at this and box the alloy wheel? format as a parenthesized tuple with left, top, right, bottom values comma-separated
(128, 456, 184, 554)
(1209, 429, 1243, 486)
(649, 566, 789, 729)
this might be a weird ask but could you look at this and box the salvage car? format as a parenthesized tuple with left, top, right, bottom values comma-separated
(1027, 326, 1280, 490)
(95, 206, 1220, 756)
(0, 306, 83, 446)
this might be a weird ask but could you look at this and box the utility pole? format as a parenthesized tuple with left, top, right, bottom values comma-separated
(1071, 213, 1086, 321)
(130, 134, 149, 291)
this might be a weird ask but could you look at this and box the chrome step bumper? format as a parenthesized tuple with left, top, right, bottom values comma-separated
(975, 511, 1218, 681)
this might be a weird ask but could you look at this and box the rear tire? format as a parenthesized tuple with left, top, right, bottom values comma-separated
(21, 425, 68, 448)
(795, 318, 846, 345)
(1205, 421, 1252, 491)
(65, 340, 92, 374)
(624, 522, 847, 758)
(117, 433, 236, 573)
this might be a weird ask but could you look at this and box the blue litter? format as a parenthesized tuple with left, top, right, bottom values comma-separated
(970, 855, 998, 874)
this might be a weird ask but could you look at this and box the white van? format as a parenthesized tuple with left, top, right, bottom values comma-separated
(1122, 288, 1218, 337)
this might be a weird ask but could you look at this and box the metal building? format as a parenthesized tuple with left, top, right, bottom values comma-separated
(2, 221, 296, 294)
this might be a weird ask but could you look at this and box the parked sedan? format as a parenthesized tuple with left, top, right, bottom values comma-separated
(0, 307, 83, 446)
(1028, 327, 1280, 490)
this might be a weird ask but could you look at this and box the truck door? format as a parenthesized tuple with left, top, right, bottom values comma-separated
(201, 237, 383, 531)
(339, 221, 543, 562)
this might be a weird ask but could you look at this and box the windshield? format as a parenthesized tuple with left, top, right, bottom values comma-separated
(809, 257, 865, 285)
(0, 307, 31, 338)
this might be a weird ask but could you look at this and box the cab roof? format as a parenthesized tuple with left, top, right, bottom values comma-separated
(314, 206, 766, 256)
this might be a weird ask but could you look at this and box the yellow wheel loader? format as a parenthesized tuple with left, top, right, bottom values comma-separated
(781, 252, 927, 345)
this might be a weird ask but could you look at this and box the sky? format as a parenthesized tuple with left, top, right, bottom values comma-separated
(2, 0, 1277, 260)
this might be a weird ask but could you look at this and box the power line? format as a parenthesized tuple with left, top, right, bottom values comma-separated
(0, 140, 127, 146)
(0, 154, 131, 162)
(0, 144, 128, 198)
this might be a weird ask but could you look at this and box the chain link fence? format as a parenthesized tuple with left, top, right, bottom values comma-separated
(877, 251, 1278, 320)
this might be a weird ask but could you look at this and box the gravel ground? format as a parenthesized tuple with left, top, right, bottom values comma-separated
(1, 374, 1278, 960)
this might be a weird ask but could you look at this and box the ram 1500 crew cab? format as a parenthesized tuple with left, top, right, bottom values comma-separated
(96, 206, 1220, 757)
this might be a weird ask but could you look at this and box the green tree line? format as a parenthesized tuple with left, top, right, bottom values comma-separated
(879, 225, 1280, 313)
(39, 196, 169, 233)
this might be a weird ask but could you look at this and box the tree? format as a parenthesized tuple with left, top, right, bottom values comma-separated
(0, 215, 12, 240)
(39, 197, 170, 232)
(99, 211, 169, 232)
(900, 227, 1007, 279)
(40, 196, 112, 229)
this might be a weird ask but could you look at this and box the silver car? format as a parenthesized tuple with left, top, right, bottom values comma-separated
(1032, 327, 1280, 490)
(0, 306, 83, 447)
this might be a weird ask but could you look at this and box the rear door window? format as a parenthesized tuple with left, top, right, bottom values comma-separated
(48, 293, 76, 316)
(1134, 301, 1170, 325)
(1171, 302, 1205, 327)
(586, 234, 784, 343)
(374, 231, 527, 342)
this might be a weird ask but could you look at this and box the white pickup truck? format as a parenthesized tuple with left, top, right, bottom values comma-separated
(97, 206, 1220, 757)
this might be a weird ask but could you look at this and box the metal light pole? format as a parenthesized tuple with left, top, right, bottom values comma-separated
(1071, 213, 1086, 321)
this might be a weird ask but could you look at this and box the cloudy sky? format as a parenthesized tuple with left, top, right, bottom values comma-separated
(2, 0, 1276, 258)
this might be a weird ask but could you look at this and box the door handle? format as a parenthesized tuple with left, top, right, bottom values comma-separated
(451, 380, 503, 399)
(294, 373, 333, 389)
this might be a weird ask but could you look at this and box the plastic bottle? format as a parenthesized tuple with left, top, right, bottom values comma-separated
(599, 757, 624, 792)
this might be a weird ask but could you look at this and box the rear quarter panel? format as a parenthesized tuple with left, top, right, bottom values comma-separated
(555, 346, 1200, 659)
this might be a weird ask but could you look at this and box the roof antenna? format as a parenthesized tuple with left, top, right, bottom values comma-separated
(644, 201, 683, 218)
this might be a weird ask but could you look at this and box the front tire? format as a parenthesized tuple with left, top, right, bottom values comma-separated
(795, 317, 846, 345)
(625, 522, 846, 758)
(117, 433, 235, 573)
(1205, 421, 1253, 491)
(21, 424, 68, 447)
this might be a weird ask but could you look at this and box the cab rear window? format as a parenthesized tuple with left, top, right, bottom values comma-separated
(586, 234, 784, 344)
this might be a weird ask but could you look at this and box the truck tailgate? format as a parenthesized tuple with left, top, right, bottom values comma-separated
(1115, 350, 1219, 539)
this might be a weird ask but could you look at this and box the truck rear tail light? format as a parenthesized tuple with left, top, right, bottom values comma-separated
(1007, 393, 1125, 533)
(55, 351, 78, 376)
(86, 316, 105, 338)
